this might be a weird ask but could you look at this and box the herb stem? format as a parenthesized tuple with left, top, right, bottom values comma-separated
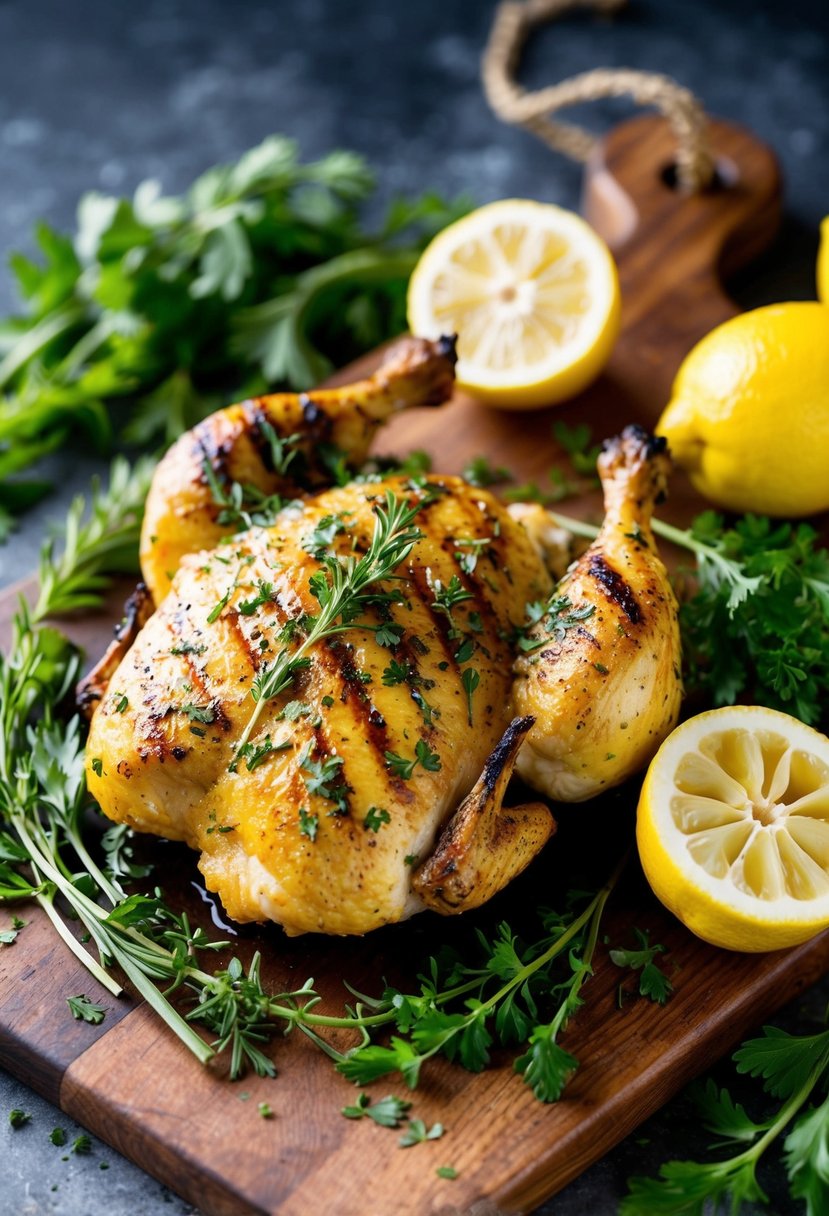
(34, 887, 122, 997)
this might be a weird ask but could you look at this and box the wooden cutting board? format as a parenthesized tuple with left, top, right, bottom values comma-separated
(3, 114, 826, 1216)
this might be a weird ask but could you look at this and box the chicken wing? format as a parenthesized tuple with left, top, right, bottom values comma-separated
(140, 335, 457, 603)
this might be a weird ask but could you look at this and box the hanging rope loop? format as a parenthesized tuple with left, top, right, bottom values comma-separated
(483, 0, 716, 192)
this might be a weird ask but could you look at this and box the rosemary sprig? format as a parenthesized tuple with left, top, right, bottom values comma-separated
(34, 455, 155, 620)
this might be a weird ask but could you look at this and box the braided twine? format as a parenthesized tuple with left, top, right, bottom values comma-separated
(483, 0, 715, 192)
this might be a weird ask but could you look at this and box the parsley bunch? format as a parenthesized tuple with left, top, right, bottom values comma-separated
(623, 1024, 829, 1215)
(0, 135, 467, 535)
(677, 513, 829, 727)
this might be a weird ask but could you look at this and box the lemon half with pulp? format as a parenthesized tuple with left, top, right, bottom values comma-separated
(637, 706, 829, 952)
(407, 199, 620, 409)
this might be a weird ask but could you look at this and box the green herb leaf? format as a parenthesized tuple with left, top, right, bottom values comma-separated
(399, 1118, 444, 1147)
(66, 994, 107, 1025)
(609, 929, 673, 1005)
(363, 806, 391, 833)
(341, 1092, 411, 1128)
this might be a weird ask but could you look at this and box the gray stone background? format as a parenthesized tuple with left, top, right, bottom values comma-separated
(0, 0, 828, 1212)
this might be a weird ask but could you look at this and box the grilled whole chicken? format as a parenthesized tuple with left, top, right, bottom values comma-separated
(85, 475, 554, 935)
(83, 333, 682, 935)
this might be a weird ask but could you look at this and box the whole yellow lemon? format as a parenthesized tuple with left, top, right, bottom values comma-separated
(657, 302, 829, 517)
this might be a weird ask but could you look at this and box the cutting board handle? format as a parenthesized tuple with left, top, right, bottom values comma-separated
(583, 114, 782, 421)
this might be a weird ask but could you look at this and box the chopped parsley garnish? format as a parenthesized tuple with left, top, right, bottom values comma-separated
(363, 806, 391, 832)
(182, 703, 215, 724)
(461, 668, 480, 725)
(112, 692, 129, 714)
(91, 758, 103, 777)
(298, 806, 319, 842)
(299, 744, 348, 814)
(8, 1109, 31, 1129)
(238, 580, 275, 616)
(399, 1119, 444, 1148)
(374, 620, 404, 647)
(517, 595, 596, 653)
(303, 512, 351, 559)
(170, 639, 207, 657)
(66, 994, 108, 1024)
(341, 1092, 411, 1127)
(382, 658, 411, 686)
(385, 739, 441, 780)
(231, 736, 291, 773)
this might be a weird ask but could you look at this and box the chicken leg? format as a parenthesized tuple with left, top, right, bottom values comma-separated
(512, 425, 683, 802)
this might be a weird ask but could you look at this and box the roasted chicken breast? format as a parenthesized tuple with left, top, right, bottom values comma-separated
(86, 475, 554, 935)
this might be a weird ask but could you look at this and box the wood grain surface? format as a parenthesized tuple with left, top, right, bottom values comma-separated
(4, 114, 823, 1216)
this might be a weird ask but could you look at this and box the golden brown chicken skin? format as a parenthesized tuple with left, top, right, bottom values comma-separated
(86, 476, 553, 936)
(513, 425, 683, 801)
(140, 335, 457, 604)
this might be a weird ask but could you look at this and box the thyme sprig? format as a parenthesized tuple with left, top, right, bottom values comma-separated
(233, 490, 423, 758)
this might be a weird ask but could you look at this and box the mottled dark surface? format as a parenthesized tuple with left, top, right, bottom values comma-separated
(1, 0, 828, 1212)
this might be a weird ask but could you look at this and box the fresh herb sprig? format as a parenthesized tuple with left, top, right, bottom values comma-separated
(336, 860, 623, 1100)
(233, 490, 423, 758)
(0, 136, 467, 533)
(622, 1025, 829, 1215)
(33, 455, 153, 619)
(610, 929, 673, 1006)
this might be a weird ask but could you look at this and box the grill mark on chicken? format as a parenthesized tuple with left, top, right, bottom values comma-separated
(241, 398, 286, 477)
(481, 715, 535, 793)
(316, 637, 415, 806)
(587, 554, 643, 624)
(404, 563, 463, 672)
(193, 428, 236, 489)
(298, 394, 335, 444)
(223, 611, 263, 681)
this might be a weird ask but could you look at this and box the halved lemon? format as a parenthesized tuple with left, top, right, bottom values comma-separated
(407, 199, 620, 410)
(637, 706, 829, 952)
